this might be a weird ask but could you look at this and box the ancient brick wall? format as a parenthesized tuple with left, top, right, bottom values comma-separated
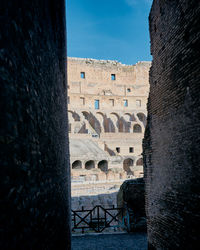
(0, 1, 71, 249)
(143, 0, 200, 249)
(68, 57, 150, 111)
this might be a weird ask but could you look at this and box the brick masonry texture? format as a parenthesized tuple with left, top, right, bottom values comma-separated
(143, 0, 200, 249)
(0, 1, 71, 249)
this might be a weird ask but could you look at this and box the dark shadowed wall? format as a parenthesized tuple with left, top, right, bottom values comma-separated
(0, 0, 71, 249)
(143, 0, 200, 249)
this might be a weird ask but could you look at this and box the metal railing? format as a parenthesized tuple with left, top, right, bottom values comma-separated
(72, 205, 130, 234)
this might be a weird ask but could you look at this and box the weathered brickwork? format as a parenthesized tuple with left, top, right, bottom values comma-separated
(0, 1, 71, 249)
(143, 0, 200, 249)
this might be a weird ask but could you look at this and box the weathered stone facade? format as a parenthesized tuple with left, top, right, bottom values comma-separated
(68, 57, 151, 182)
(144, 0, 200, 249)
(0, 1, 71, 249)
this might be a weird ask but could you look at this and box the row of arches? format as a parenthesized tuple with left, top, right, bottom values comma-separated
(68, 111, 146, 134)
(68, 110, 146, 124)
(123, 158, 143, 167)
(71, 158, 143, 172)
(123, 158, 143, 175)
(72, 160, 108, 172)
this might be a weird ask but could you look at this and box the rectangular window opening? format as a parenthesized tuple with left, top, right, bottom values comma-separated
(123, 99, 128, 107)
(80, 97, 85, 105)
(111, 74, 116, 81)
(136, 100, 141, 107)
(129, 147, 134, 153)
(95, 99, 99, 109)
(109, 99, 114, 106)
(80, 72, 85, 79)
(116, 147, 120, 153)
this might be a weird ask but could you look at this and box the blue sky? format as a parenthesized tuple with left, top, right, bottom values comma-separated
(66, 0, 153, 65)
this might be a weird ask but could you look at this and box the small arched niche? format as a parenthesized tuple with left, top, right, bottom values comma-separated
(98, 160, 108, 172)
(136, 158, 143, 166)
(85, 160, 95, 170)
(72, 160, 82, 169)
(123, 158, 134, 175)
(133, 124, 142, 133)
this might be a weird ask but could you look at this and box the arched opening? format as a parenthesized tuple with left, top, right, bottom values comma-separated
(118, 118, 125, 132)
(124, 113, 132, 121)
(85, 160, 95, 170)
(82, 111, 90, 120)
(68, 111, 80, 122)
(131, 113, 137, 121)
(110, 113, 119, 132)
(123, 158, 134, 175)
(96, 112, 104, 132)
(72, 160, 82, 169)
(121, 116, 131, 133)
(83, 111, 101, 135)
(104, 117, 115, 132)
(89, 113, 101, 135)
(118, 117, 131, 132)
(72, 112, 80, 121)
(137, 113, 147, 126)
(98, 160, 108, 172)
(133, 124, 142, 133)
(136, 158, 143, 166)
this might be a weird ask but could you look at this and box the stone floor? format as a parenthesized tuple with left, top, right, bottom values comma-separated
(72, 232, 147, 250)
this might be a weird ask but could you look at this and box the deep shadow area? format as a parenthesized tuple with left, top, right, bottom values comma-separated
(72, 233, 147, 250)
(0, 0, 71, 249)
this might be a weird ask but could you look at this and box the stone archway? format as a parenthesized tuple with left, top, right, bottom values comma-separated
(124, 113, 132, 121)
(137, 113, 147, 126)
(68, 111, 82, 133)
(72, 112, 80, 121)
(110, 112, 119, 132)
(122, 113, 132, 132)
(72, 160, 82, 169)
(133, 124, 142, 133)
(82, 111, 101, 135)
(85, 160, 95, 170)
(98, 160, 108, 172)
(82, 111, 90, 120)
(96, 112, 105, 133)
(136, 158, 143, 166)
(123, 158, 134, 175)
